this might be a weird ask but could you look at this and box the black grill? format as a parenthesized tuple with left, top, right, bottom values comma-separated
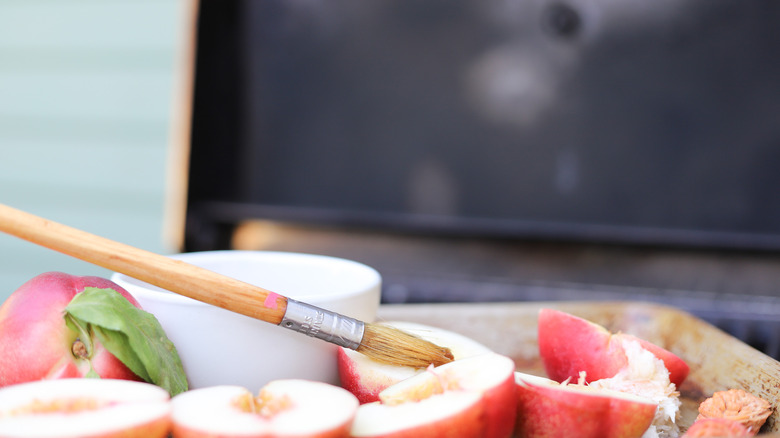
(182, 0, 780, 363)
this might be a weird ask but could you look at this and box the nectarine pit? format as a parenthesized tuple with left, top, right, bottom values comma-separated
(256, 390, 293, 417)
(10, 397, 107, 415)
(231, 391, 293, 418)
(381, 367, 462, 406)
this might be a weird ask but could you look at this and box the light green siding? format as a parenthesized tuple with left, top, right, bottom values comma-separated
(0, 0, 184, 300)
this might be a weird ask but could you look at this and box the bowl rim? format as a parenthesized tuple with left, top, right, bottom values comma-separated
(110, 250, 382, 307)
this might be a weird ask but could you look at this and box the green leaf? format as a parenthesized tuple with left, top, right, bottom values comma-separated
(64, 287, 189, 396)
(92, 325, 152, 382)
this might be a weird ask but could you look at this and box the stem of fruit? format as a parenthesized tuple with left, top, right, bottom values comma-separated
(65, 314, 93, 359)
(64, 313, 99, 377)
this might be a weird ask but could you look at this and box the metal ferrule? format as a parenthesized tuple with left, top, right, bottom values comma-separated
(280, 299, 365, 351)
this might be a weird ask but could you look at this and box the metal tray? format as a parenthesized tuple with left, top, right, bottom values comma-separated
(377, 301, 780, 436)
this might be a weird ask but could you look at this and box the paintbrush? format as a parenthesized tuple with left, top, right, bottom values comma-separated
(0, 203, 453, 368)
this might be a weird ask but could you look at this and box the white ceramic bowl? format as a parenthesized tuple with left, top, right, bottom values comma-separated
(110, 251, 381, 391)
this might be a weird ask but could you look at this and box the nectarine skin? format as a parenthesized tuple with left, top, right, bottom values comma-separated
(515, 378, 607, 438)
(337, 347, 393, 404)
(481, 373, 518, 438)
(84, 416, 172, 438)
(537, 308, 689, 387)
(515, 373, 657, 438)
(0, 272, 142, 386)
(352, 397, 484, 438)
(373, 404, 483, 438)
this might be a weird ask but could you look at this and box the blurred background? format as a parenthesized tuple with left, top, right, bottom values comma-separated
(2, 0, 780, 356)
(179, 0, 780, 355)
(0, 0, 184, 297)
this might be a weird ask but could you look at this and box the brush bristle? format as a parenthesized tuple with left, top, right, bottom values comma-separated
(356, 323, 454, 368)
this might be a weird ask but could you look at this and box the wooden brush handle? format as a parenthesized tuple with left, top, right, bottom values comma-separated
(0, 203, 288, 324)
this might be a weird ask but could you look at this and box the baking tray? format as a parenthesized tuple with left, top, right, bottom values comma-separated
(376, 301, 780, 436)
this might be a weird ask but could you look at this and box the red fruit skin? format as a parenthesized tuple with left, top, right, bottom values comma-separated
(337, 347, 385, 404)
(394, 404, 484, 438)
(359, 402, 484, 438)
(481, 372, 518, 438)
(514, 374, 657, 438)
(537, 308, 623, 383)
(87, 415, 172, 438)
(0, 272, 143, 386)
(515, 379, 609, 438)
(605, 392, 659, 438)
(537, 308, 689, 387)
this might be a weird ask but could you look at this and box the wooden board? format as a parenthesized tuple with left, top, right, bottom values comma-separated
(377, 301, 780, 436)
